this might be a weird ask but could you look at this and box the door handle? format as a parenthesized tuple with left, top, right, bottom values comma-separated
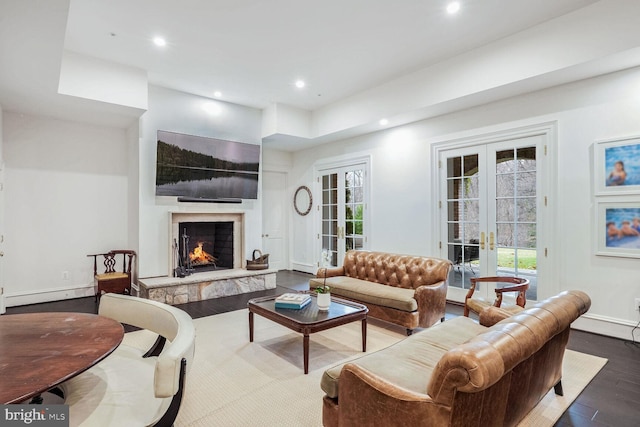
(489, 232, 495, 251)
(480, 232, 485, 250)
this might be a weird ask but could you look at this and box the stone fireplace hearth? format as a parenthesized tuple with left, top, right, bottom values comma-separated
(137, 211, 276, 305)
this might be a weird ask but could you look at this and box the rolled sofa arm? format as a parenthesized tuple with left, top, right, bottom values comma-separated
(414, 280, 448, 328)
(478, 306, 514, 327)
(315, 266, 345, 278)
(337, 363, 440, 426)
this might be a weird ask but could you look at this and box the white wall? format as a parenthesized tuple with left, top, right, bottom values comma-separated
(284, 67, 640, 339)
(138, 86, 263, 278)
(2, 112, 130, 305)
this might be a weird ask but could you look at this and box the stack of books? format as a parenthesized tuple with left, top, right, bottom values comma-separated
(275, 293, 311, 309)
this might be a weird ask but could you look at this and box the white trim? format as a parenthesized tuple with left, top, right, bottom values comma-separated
(572, 312, 640, 341)
(291, 261, 316, 274)
(5, 284, 94, 307)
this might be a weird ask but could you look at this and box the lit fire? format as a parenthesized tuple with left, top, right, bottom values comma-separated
(189, 242, 217, 265)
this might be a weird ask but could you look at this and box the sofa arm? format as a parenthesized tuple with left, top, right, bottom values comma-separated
(478, 306, 515, 327)
(315, 266, 345, 278)
(337, 363, 442, 426)
(414, 280, 448, 328)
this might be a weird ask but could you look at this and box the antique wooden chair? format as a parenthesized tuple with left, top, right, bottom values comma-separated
(464, 276, 530, 318)
(87, 250, 136, 302)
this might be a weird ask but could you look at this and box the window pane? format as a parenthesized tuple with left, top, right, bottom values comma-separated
(517, 147, 536, 171)
(447, 157, 462, 178)
(448, 201, 460, 221)
(463, 200, 479, 221)
(497, 223, 514, 246)
(496, 198, 514, 222)
(447, 178, 462, 199)
(448, 222, 461, 242)
(496, 174, 514, 197)
(464, 176, 480, 198)
(516, 172, 536, 196)
(496, 150, 515, 172)
(463, 155, 479, 177)
(516, 198, 536, 222)
(463, 222, 480, 243)
(517, 223, 537, 248)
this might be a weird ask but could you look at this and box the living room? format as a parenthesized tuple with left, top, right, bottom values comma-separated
(1, 0, 640, 425)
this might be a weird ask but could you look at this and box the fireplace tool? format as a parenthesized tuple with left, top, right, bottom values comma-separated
(173, 239, 186, 278)
(182, 228, 194, 276)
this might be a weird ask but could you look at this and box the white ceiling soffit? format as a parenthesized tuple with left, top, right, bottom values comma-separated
(4, 1, 640, 148)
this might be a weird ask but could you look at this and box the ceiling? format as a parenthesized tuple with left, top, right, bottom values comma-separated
(4, 0, 639, 151)
(64, 0, 598, 111)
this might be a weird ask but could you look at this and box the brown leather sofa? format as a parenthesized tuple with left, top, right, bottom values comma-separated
(309, 250, 452, 335)
(320, 290, 591, 427)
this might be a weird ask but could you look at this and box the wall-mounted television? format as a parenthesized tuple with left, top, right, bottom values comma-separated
(155, 130, 260, 200)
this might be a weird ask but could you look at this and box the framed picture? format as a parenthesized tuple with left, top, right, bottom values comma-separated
(595, 201, 640, 258)
(594, 136, 640, 195)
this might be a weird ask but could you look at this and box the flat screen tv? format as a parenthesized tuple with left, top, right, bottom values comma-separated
(155, 130, 260, 200)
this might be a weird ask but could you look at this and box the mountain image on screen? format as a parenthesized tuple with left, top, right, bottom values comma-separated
(155, 130, 260, 199)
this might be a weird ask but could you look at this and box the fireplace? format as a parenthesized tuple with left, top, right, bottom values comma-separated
(177, 221, 233, 272)
(169, 212, 244, 276)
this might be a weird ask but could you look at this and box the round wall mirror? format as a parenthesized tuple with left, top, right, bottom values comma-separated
(293, 186, 313, 216)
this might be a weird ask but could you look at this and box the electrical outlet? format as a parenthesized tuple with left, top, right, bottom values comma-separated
(635, 298, 640, 311)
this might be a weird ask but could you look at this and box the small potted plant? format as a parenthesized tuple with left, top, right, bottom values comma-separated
(316, 268, 331, 311)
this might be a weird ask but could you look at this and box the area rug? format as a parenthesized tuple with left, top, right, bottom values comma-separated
(123, 310, 607, 427)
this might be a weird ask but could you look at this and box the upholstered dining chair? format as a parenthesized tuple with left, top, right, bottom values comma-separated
(87, 250, 136, 302)
(464, 276, 530, 318)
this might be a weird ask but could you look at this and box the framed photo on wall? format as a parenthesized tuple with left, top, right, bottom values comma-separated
(594, 136, 640, 195)
(595, 200, 640, 258)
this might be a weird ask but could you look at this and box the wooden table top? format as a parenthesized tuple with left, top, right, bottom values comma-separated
(0, 312, 124, 404)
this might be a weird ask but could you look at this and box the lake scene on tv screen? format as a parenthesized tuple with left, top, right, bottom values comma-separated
(155, 130, 260, 199)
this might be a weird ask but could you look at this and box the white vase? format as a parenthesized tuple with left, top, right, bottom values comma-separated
(317, 292, 331, 311)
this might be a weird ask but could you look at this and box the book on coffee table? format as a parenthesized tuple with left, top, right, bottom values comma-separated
(275, 293, 311, 309)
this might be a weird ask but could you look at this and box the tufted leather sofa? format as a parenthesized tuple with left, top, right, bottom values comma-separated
(309, 250, 452, 335)
(320, 290, 591, 427)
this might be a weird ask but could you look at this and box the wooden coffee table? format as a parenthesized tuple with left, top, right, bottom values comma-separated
(247, 294, 368, 374)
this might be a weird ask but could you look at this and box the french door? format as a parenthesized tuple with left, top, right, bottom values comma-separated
(439, 135, 543, 303)
(318, 163, 368, 268)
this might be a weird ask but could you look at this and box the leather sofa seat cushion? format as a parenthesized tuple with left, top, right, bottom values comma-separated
(321, 316, 487, 399)
(310, 276, 418, 312)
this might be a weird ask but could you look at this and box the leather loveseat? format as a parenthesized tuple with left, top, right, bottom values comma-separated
(309, 250, 452, 335)
(320, 290, 591, 427)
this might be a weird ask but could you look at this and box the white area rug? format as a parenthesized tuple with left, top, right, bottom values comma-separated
(123, 310, 607, 427)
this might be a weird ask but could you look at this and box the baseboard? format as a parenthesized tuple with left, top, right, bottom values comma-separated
(4, 284, 94, 307)
(291, 261, 316, 275)
(572, 312, 640, 341)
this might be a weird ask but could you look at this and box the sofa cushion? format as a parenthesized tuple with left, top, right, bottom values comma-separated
(321, 316, 487, 399)
(310, 276, 418, 312)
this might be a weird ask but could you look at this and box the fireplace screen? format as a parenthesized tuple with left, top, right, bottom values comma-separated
(176, 221, 234, 274)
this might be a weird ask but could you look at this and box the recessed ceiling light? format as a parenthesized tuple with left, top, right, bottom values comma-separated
(379, 118, 389, 126)
(447, 1, 461, 14)
(213, 91, 222, 98)
(295, 80, 306, 89)
(153, 37, 166, 47)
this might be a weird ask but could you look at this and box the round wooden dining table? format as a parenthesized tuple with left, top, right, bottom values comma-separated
(0, 312, 124, 404)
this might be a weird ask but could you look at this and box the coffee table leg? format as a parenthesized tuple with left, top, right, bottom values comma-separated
(249, 311, 254, 342)
(303, 334, 310, 374)
(361, 318, 367, 352)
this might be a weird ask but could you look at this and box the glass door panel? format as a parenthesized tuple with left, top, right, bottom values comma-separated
(319, 164, 368, 268)
(440, 136, 541, 303)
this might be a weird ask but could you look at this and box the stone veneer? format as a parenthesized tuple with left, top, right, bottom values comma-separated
(138, 268, 277, 305)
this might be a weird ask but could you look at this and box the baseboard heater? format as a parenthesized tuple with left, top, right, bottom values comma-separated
(177, 197, 242, 203)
